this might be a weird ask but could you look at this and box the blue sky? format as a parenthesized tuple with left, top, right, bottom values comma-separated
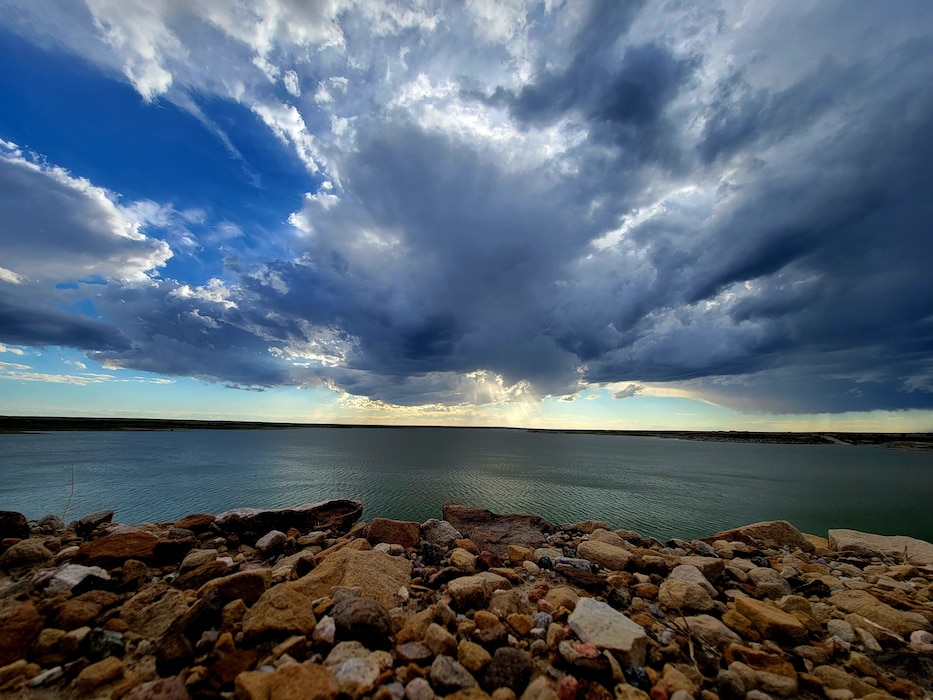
(1, 1, 932, 430)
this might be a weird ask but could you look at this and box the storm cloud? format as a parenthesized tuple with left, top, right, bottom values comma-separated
(1, 0, 932, 415)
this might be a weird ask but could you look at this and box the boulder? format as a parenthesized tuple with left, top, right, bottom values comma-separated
(78, 527, 158, 563)
(658, 578, 716, 612)
(242, 585, 316, 639)
(121, 584, 190, 639)
(290, 548, 411, 610)
(446, 572, 512, 610)
(703, 520, 814, 553)
(0, 510, 29, 540)
(172, 513, 216, 531)
(0, 539, 54, 570)
(828, 589, 930, 636)
(421, 519, 463, 548)
(367, 518, 421, 549)
(214, 500, 362, 542)
(577, 540, 633, 571)
(254, 530, 287, 556)
(442, 502, 555, 556)
(734, 596, 808, 644)
(235, 662, 337, 700)
(332, 596, 391, 649)
(829, 529, 933, 565)
(198, 569, 271, 605)
(0, 599, 43, 666)
(567, 597, 648, 666)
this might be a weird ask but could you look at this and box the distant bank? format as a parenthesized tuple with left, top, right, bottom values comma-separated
(1, 415, 930, 448)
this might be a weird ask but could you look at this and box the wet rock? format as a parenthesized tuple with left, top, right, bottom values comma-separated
(79, 527, 158, 563)
(69, 510, 114, 538)
(431, 655, 477, 693)
(482, 647, 531, 694)
(0, 539, 54, 569)
(368, 518, 421, 549)
(291, 548, 412, 610)
(704, 520, 815, 553)
(332, 596, 392, 649)
(215, 499, 362, 542)
(0, 510, 29, 540)
(242, 584, 316, 639)
(0, 600, 43, 666)
(443, 503, 555, 557)
(577, 540, 633, 572)
(567, 597, 648, 666)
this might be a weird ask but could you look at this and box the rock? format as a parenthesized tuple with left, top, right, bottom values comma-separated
(425, 622, 458, 656)
(332, 596, 391, 649)
(179, 548, 217, 573)
(406, 677, 436, 700)
(0, 511, 29, 540)
(828, 589, 930, 635)
(459, 640, 493, 673)
(124, 675, 190, 700)
(331, 655, 381, 697)
(73, 656, 123, 694)
(173, 513, 215, 531)
(812, 664, 878, 697)
(39, 563, 110, 594)
(174, 560, 230, 590)
(827, 619, 857, 643)
(198, 568, 271, 605)
(78, 527, 158, 563)
(431, 655, 477, 693)
(368, 518, 421, 549)
(520, 676, 559, 700)
(447, 573, 512, 610)
(704, 521, 815, 553)
(34, 514, 65, 532)
(290, 548, 412, 610)
(748, 567, 792, 599)
(442, 503, 555, 557)
(421, 519, 463, 548)
(728, 661, 797, 697)
(577, 541, 633, 572)
(121, 584, 190, 639)
(397, 641, 433, 664)
(69, 510, 114, 538)
(657, 579, 716, 612)
(544, 586, 580, 612)
(255, 530, 287, 556)
(235, 661, 337, 700)
(829, 529, 933, 565)
(54, 598, 103, 630)
(575, 520, 612, 534)
(0, 600, 43, 666)
(80, 628, 125, 662)
(482, 647, 531, 694)
(681, 615, 742, 647)
(567, 597, 648, 666)
(242, 584, 316, 639)
(668, 564, 717, 596)
(451, 548, 478, 573)
(734, 596, 808, 644)
(215, 500, 362, 542)
(677, 555, 725, 581)
(0, 539, 54, 569)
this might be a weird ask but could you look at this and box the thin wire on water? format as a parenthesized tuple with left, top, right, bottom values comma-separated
(61, 463, 75, 522)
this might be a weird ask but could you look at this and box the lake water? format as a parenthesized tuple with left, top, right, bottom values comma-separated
(1, 427, 931, 542)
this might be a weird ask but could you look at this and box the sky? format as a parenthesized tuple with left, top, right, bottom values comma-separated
(0, 0, 932, 431)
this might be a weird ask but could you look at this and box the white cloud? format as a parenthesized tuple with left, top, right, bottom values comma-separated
(0, 266, 25, 285)
(283, 69, 300, 97)
(0, 344, 26, 355)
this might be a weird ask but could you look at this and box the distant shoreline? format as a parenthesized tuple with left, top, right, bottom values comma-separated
(1, 415, 931, 448)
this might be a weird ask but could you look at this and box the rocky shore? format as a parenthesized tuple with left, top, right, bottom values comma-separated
(1, 502, 932, 700)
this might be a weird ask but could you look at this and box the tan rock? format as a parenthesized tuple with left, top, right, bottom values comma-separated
(73, 656, 123, 694)
(567, 597, 648, 666)
(367, 517, 420, 549)
(613, 684, 651, 700)
(706, 520, 815, 553)
(242, 584, 316, 639)
(722, 608, 759, 641)
(507, 545, 535, 563)
(657, 579, 715, 612)
(0, 600, 43, 666)
(519, 676, 559, 700)
(459, 640, 492, 673)
(235, 661, 337, 700)
(447, 572, 511, 610)
(122, 584, 190, 639)
(0, 539, 54, 569)
(79, 528, 159, 563)
(544, 586, 579, 612)
(199, 569, 272, 605)
(677, 555, 725, 580)
(451, 547, 478, 573)
(829, 529, 933, 565)
(680, 614, 741, 647)
(290, 547, 411, 610)
(812, 665, 879, 697)
(829, 589, 930, 636)
(425, 622, 458, 656)
(734, 595, 807, 644)
(173, 513, 216, 531)
(507, 613, 535, 636)
(577, 540, 633, 571)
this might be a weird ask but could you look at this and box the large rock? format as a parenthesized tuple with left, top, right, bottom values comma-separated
(198, 569, 271, 605)
(734, 596, 808, 644)
(242, 585, 316, 639)
(567, 597, 648, 666)
(69, 510, 115, 538)
(703, 520, 814, 553)
(0, 599, 43, 666)
(331, 597, 391, 649)
(829, 529, 933, 565)
(0, 539, 54, 569)
(367, 518, 420, 549)
(39, 563, 111, 594)
(446, 572, 512, 610)
(658, 578, 716, 612)
(828, 589, 930, 636)
(214, 500, 362, 542)
(0, 510, 29, 540)
(577, 540, 633, 571)
(442, 503, 555, 556)
(78, 527, 158, 563)
(681, 615, 742, 648)
(121, 584, 190, 639)
(235, 662, 337, 700)
(421, 519, 462, 547)
(289, 548, 411, 610)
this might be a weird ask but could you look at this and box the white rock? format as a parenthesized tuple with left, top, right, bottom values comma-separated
(567, 597, 648, 666)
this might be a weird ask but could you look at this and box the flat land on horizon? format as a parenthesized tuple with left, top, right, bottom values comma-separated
(1, 415, 930, 448)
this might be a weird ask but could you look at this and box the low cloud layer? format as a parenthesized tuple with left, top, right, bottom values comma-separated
(1, 1, 932, 415)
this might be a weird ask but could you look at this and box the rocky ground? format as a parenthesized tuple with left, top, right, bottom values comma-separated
(1, 502, 932, 700)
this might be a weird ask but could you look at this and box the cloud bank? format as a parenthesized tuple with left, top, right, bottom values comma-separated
(1, 0, 932, 416)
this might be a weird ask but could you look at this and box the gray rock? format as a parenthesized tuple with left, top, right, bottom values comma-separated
(748, 567, 792, 599)
(567, 597, 648, 666)
(332, 656, 380, 698)
(35, 514, 65, 532)
(826, 619, 857, 643)
(255, 530, 287, 556)
(332, 596, 392, 649)
(420, 519, 462, 547)
(482, 646, 531, 694)
(681, 614, 742, 647)
(430, 655, 477, 692)
(669, 564, 717, 596)
(69, 510, 115, 538)
(405, 677, 435, 700)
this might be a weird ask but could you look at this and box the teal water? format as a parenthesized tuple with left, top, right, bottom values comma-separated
(0, 428, 930, 542)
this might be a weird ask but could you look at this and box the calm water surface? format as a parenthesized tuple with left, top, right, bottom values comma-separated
(1, 428, 930, 542)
